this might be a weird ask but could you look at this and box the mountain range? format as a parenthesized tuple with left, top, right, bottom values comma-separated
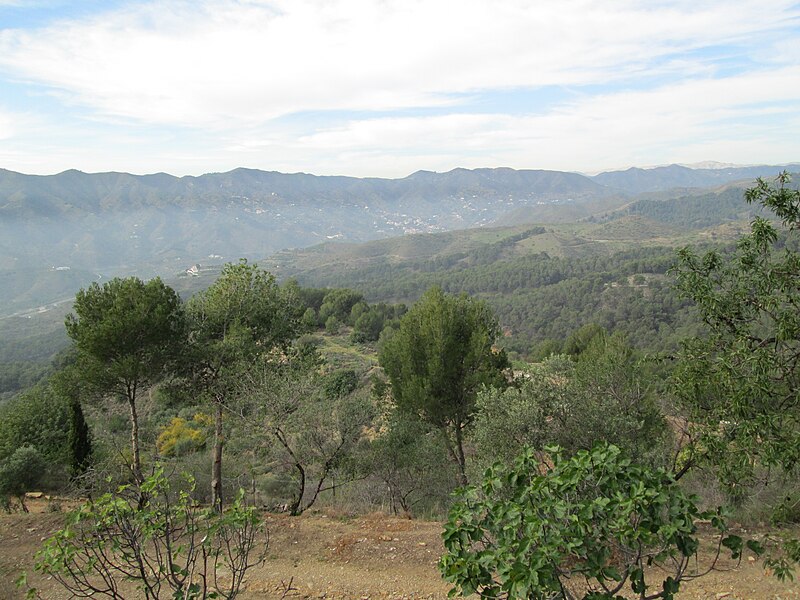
(1, 163, 795, 274)
(0, 161, 797, 380)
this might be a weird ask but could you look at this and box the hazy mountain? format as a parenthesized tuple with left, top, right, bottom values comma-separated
(0, 163, 794, 319)
(0, 167, 613, 274)
(1, 164, 794, 379)
(590, 163, 796, 194)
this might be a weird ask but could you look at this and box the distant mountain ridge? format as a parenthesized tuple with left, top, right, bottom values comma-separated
(0, 162, 794, 287)
(0, 162, 796, 373)
(0, 166, 608, 218)
(591, 163, 797, 194)
(0, 166, 618, 278)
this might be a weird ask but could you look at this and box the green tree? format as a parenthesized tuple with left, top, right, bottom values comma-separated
(440, 444, 761, 600)
(51, 363, 95, 478)
(186, 260, 300, 511)
(242, 363, 374, 515)
(379, 287, 509, 484)
(319, 288, 364, 325)
(353, 306, 386, 341)
(368, 412, 457, 516)
(325, 315, 341, 335)
(672, 173, 800, 488)
(301, 307, 318, 331)
(529, 338, 562, 361)
(567, 334, 669, 466)
(65, 277, 185, 483)
(562, 322, 605, 357)
(471, 355, 573, 470)
(67, 397, 93, 477)
(0, 384, 71, 464)
(672, 173, 800, 580)
(0, 445, 46, 512)
(471, 338, 669, 475)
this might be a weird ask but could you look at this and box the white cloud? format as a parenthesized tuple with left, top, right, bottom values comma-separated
(239, 66, 800, 175)
(0, 1, 798, 176)
(0, 0, 798, 128)
(0, 111, 15, 140)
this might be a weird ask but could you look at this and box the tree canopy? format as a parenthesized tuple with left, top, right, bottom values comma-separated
(379, 286, 509, 483)
(672, 173, 800, 488)
(185, 260, 301, 510)
(65, 276, 185, 482)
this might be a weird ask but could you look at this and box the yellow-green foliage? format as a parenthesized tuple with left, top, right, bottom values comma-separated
(157, 414, 211, 457)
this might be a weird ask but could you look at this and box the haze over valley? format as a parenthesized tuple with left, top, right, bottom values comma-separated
(2, 162, 795, 309)
(1, 160, 796, 382)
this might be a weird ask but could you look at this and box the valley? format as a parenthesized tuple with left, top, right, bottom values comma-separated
(1, 164, 796, 396)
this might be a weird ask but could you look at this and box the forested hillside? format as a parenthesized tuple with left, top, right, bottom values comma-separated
(278, 238, 693, 355)
(2, 176, 799, 599)
(1, 175, 793, 400)
(272, 178, 800, 355)
(272, 233, 717, 356)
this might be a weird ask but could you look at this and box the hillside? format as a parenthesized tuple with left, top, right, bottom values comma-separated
(269, 235, 706, 356)
(0, 167, 795, 381)
(0, 167, 616, 275)
(1, 164, 793, 278)
(1, 164, 793, 320)
(591, 163, 798, 194)
(268, 182, 786, 354)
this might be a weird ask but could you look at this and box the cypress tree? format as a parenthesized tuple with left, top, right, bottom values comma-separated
(68, 398, 92, 477)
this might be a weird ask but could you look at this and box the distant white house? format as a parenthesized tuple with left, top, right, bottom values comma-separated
(186, 264, 201, 276)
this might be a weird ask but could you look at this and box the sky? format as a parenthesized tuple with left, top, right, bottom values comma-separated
(0, 0, 798, 178)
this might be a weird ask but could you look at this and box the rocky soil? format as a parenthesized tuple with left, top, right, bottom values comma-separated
(1, 501, 798, 599)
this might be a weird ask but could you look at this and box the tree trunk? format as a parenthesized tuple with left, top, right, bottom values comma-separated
(289, 461, 306, 516)
(454, 422, 468, 486)
(211, 400, 224, 512)
(274, 428, 306, 515)
(128, 396, 143, 484)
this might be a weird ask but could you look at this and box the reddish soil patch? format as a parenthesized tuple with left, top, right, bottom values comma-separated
(1, 501, 798, 599)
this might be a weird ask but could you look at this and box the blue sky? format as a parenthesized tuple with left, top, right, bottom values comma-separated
(0, 0, 798, 177)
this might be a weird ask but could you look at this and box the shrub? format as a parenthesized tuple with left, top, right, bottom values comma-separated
(0, 445, 46, 512)
(0, 385, 71, 464)
(440, 443, 761, 599)
(28, 468, 265, 599)
(156, 413, 212, 457)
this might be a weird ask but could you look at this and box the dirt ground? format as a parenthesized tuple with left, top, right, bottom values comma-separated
(1, 500, 798, 600)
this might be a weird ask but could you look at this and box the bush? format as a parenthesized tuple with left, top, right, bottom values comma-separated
(472, 338, 670, 474)
(29, 468, 265, 599)
(0, 385, 71, 464)
(440, 443, 761, 599)
(325, 315, 341, 335)
(156, 413, 212, 457)
(368, 414, 458, 516)
(0, 445, 46, 512)
(323, 369, 359, 399)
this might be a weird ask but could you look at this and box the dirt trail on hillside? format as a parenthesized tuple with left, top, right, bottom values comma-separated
(1, 504, 798, 599)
